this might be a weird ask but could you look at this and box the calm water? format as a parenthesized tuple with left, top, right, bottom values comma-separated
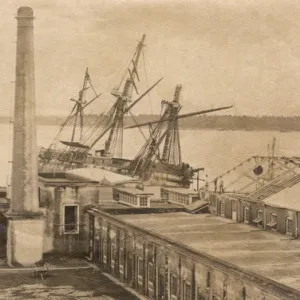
(1, 124, 300, 188)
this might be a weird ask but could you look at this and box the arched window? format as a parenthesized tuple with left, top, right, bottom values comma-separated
(242, 287, 246, 300)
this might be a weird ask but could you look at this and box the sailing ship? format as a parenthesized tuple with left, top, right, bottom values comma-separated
(38, 67, 102, 162)
(122, 84, 232, 187)
(39, 34, 163, 171)
(39, 34, 233, 187)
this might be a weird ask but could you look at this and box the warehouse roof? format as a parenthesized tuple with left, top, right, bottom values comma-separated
(116, 212, 300, 292)
(162, 187, 199, 195)
(116, 187, 154, 196)
(263, 182, 300, 211)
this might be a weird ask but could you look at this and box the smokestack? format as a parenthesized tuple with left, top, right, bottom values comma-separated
(11, 6, 38, 212)
(6, 7, 44, 266)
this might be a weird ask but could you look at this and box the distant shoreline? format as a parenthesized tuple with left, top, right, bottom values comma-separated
(1, 115, 300, 131)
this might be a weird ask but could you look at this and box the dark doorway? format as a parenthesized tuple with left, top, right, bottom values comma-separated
(64, 205, 78, 233)
(127, 253, 133, 286)
(95, 239, 100, 263)
(158, 270, 165, 300)
(0, 213, 7, 258)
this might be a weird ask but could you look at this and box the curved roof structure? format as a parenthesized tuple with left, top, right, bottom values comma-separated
(67, 168, 139, 186)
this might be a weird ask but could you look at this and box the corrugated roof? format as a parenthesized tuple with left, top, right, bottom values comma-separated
(263, 182, 300, 211)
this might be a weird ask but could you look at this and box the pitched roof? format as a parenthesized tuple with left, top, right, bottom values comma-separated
(263, 182, 300, 211)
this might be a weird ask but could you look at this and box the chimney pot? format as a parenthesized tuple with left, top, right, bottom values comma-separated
(17, 6, 34, 17)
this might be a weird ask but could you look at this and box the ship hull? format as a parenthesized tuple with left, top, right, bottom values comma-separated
(38, 148, 189, 187)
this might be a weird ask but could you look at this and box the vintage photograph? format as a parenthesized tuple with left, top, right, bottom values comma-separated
(0, 0, 299, 299)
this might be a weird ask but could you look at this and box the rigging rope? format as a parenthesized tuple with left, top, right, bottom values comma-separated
(48, 37, 154, 164)
(142, 49, 153, 115)
(106, 46, 139, 92)
(68, 47, 140, 151)
(77, 41, 145, 153)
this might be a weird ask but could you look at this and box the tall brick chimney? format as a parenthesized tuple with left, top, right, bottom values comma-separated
(6, 7, 44, 266)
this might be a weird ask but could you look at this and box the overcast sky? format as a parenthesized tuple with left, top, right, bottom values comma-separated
(1, 0, 300, 116)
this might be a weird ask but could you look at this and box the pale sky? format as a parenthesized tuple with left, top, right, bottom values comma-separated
(1, 0, 300, 116)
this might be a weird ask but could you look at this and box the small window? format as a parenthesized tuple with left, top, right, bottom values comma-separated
(286, 217, 293, 235)
(64, 205, 79, 233)
(183, 281, 192, 300)
(244, 207, 250, 223)
(253, 210, 263, 225)
(267, 213, 277, 230)
(140, 197, 148, 207)
(271, 213, 277, 223)
(171, 274, 178, 298)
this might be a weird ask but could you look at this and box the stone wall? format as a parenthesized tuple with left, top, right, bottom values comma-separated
(7, 218, 44, 266)
(39, 184, 99, 255)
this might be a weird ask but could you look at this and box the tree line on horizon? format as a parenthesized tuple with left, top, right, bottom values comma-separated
(1, 114, 300, 131)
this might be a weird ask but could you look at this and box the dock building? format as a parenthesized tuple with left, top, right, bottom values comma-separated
(3, 154, 300, 299)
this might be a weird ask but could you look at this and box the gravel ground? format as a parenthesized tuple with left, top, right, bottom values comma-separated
(0, 269, 139, 299)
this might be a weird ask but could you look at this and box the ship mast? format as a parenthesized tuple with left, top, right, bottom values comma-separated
(268, 137, 276, 180)
(100, 34, 146, 158)
(46, 68, 100, 151)
(53, 34, 163, 163)
(125, 85, 233, 181)
(70, 68, 90, 142)
(161, 84, 182, 165)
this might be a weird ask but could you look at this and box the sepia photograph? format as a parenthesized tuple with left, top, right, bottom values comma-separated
(0, 0, 299, 299)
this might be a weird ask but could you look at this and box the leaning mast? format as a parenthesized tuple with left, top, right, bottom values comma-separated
(126, 85, 233, 181)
